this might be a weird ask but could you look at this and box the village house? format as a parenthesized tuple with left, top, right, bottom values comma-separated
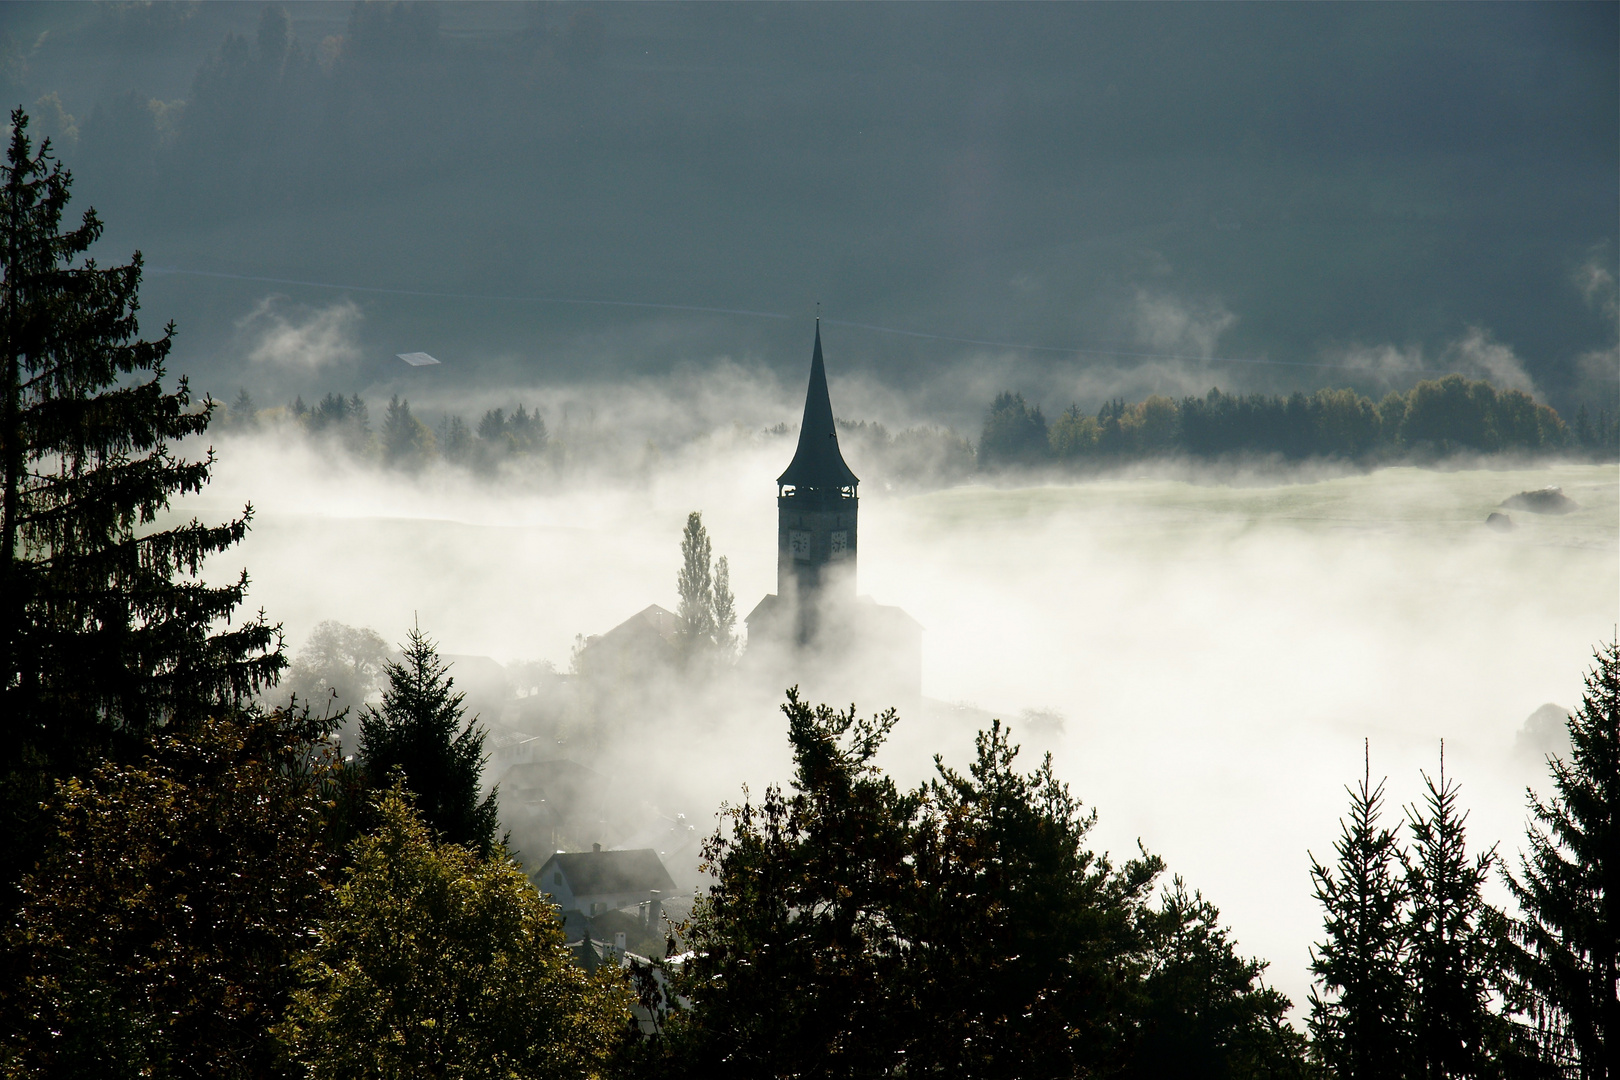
(534, 843, 677, 919)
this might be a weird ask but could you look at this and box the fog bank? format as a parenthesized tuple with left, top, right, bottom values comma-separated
(173, 425, 1617, 1015)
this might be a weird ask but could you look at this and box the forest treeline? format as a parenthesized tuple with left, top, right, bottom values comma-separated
(980, 379, 1619, 469)
(217, 387, 981, 486)
(216, 372, 1613, 489)
(5, 107, 1618, 1079)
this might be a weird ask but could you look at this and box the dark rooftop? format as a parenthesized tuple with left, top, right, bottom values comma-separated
(540, 848, 677, 899)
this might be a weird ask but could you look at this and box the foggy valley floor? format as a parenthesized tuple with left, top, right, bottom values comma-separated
(174, 440, 1618, 1018)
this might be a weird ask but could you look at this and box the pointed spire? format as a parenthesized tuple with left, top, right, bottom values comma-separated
(777, 321, 859, 489)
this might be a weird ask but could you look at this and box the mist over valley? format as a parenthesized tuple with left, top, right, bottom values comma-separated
(4, 2, 1618, 1072)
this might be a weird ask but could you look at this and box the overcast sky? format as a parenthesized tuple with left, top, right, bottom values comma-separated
(3, 1, 1615, 420)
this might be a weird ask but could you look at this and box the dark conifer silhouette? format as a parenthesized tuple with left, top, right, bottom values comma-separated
(357, 624, 498, 857)
(978, 390, 1051, 467)
(0, 109, 284, 771)
(1309, 743, 1411, 1078)
(1403, 747, 1505, 1077)
(1503, 641, 1620, 1077)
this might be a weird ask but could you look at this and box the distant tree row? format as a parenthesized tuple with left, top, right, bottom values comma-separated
(983, 377, 1618, 468)
(216, 389, 550, 474)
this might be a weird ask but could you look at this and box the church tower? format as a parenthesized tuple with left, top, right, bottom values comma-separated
(744, 321, 919, 701)
(776, 321, 859, 615)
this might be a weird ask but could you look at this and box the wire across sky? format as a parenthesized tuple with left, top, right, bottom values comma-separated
(151, 266, 1429, 375)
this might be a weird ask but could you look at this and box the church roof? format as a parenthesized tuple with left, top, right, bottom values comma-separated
(777, 323, 859, 489)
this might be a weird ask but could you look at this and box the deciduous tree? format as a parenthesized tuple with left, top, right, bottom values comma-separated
(280, 788, 629, 1080)
(4, 709, 341, 1078)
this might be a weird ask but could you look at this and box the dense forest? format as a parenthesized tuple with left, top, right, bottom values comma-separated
(3, 104, 1617, 1079)
(980, 382, 1618, 469)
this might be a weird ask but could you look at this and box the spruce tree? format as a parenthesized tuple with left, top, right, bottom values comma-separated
(1309, 743, 1411, 1078)
(0, 110, 283, 758)
(227, 388, 256, 431)
(380, 394, 430, 468)
(1503, 641, 1620, 1077)
(1403, 748, 1503, 1078)
(357, 624, 498, 857)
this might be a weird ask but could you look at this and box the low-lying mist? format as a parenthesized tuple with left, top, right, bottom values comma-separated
(172, 394, 1618, 1017)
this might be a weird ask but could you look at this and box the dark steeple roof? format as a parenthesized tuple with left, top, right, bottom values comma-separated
(777, 322, 859, 489)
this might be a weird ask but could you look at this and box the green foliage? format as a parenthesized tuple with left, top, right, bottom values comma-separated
(676, 511, 715, 646)
(0, 109, 284, 910)
(280, 787, 631, 1080)
(304, 392, 372, 454)
(1308, 753, 1411, 1078)
(656, 691, 1306, 1078)
(1037, 375, 1583, 468)
(979, 390, 1051, 467)
(1311, 744, 1546, 1079)
(661, 691, 922, 1075)
(283, 619, 392, 723)
(381, 393, 436, 469)
(0, 108, 284, 744)
(1130, 878, 1310, 1077)
(4, 709, 343, 1079)
(910, 720, 1162, 1075)
(713, 555, 736, 656)
(438, 413, 473, 465)
(675, 511, 735, 660)
(1403, 758, 1508, 1077)
(358, 624, 499, 857)
(225, 387, 259, 432)
(1502, 641, 1620, 1076)
(466, 403, 547, 472)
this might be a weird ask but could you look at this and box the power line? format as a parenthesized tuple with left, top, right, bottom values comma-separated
(822, 318, 1427, 373)
(153, 266, 1429, 374)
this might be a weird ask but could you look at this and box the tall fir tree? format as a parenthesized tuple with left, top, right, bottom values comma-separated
(1503, 641, 1620, 1078)
(1403, 748, 1507, 1078)
(1309, 743, 1411, 1079)
(227, 388, 257, 431)
(0, 110, 283, 891)
(357, 624, 498, 858)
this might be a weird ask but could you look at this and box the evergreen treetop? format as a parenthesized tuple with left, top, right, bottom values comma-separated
(1504, 640, 1620, 1077)
(356, 623, 498, 858)
(1403, 749, 1507, 1077)
(0, 108, 283, 750)
(1308, 744, 1411, 1078)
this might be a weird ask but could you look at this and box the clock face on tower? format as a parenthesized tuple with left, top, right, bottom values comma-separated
(789, 530, 811, 560)
(830, 531, 848, 558)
